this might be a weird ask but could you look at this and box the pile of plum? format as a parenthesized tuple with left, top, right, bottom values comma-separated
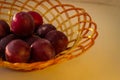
(0, 11, 68, 63)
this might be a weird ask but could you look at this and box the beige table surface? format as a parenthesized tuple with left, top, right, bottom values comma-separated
(0, 0, 120, 80)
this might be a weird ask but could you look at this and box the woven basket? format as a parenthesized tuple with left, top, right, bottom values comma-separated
(0, 0, 98, 71)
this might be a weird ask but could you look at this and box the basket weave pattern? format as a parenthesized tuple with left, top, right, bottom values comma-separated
(0, 0, 98, 71)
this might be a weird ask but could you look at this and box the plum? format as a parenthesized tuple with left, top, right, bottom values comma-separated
(11, 12, 35, 37)
(31, 39, 55, 61)
(0, 20, 10, 38)
(0, 34, 18, 60)
(37, 24, 56, 37)
(25, 35, 41, 46)
(45, 30, 68, 54)
(28, 11, 43, 30)
(5, 39, 30, 63)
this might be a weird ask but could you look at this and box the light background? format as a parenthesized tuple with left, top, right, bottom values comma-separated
(0, 0, 120, 80)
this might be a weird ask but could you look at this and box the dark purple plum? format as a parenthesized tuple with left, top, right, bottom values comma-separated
(25, 35, 41, 46)
(0, 20, 10, 38)
(31, 39, 55, 62)
(0, 34, 18, 60)
(45, 30, 68, 54)
(11, 12, 35, 37)
(37, 24, 56, 37)
(5, 39, 30, 63)
(28, 11, 43, 30)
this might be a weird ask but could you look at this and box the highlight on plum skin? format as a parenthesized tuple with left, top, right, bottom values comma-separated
(30, 39, 55, 62)
(28, 11, 43, 30)
(0, 34, 18, 60)
(5, 39, 31, 63)
(45, 30, 68, 54)
(36, 24, 56, 38)
(11, 12, 35, 37)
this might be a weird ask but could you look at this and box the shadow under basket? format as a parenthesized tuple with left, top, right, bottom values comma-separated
(0, 0, 98, 71)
